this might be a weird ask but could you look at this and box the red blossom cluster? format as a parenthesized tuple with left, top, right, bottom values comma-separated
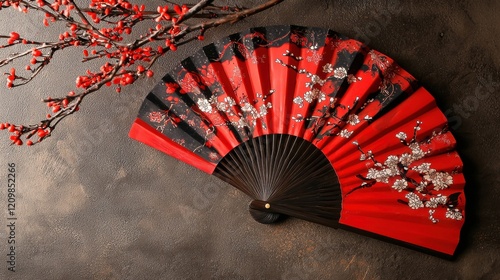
(0, 121, 50, 146)
(0, 0, 283, 145)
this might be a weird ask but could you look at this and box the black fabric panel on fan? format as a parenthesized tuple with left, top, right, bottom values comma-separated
(191, 43, 252, 145)
(142, 93, 208, 148)
(202, 38, 253, 142)
(161, 73, 195, 109)
(239, 27, 273, 136)
(213, 134, 341, 228)
(179, 57, 214, 100)
(330, 47, 367, 99)
(303, 32, 368, 139)
(365, 60, 419, 123)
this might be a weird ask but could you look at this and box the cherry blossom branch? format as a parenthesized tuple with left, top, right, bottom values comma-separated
(0, 0, 284, 146)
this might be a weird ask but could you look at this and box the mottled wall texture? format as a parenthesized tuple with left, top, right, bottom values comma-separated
(0, 0, 499, 279)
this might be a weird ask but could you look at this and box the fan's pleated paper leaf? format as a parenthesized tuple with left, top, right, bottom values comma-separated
(129, 25, 466, 257)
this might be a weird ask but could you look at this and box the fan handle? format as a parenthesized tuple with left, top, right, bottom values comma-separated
(249, 200, 285, 224)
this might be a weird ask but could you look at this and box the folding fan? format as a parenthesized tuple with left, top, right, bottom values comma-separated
(129, 25, 466, 257)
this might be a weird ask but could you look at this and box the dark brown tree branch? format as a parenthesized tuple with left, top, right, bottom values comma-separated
(0, 0, 285, 145)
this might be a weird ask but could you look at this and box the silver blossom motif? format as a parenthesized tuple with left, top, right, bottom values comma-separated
(392, 179, 408, 192)
(396, 132, 407, 140)
(197, 98, 212, 113)
(224, 97, 236, 106)
(333, 67, 348, 79)
(347, 114, 360, 126)
(304, 88, 325, 103)
(406, 192, 424, 209)
(293, 96, 304, 108)
(322, 63, 333, 73)
(425, 195, 448, 208)
(424, 170, 453, 191)
(339, 129, 353, 139)
(445, 208, 463, 220)
(354, 122, 460, 223)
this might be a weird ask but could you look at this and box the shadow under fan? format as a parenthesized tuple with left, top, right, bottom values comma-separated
(214, 134, 341, 227)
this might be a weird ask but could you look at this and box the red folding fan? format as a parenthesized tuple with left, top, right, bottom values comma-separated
(129, 25, 465, 257)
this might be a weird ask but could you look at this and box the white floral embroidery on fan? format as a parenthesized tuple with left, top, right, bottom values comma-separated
(195, 89, 275, 132)
(148, 111, 181, 133)
(347, 114, 360, 126)
(293, 96, 305, 108)
(338, 129, 353, 139)
(352, 121, 463, 223)
(323, 63, 334, 73)
(304, 88, 326, 103)
(197, 98, 213, 113)
(306, 48, 323, 65)
(333, 67, 348, 79)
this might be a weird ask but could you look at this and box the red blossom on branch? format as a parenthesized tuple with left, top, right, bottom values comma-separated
(0, 0, 284, 145)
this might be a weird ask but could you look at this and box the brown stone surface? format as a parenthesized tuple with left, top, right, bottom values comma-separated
(0, 0, 499, 279)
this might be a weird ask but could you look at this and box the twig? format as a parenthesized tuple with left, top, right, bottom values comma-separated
(0, 0, 285, 145)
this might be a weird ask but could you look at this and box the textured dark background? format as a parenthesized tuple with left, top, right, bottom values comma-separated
(0, 0, 499, 279)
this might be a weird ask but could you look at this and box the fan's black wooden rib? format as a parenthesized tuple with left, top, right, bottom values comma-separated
(214, 134, 341, 226)
(227, 142, 260, 197)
